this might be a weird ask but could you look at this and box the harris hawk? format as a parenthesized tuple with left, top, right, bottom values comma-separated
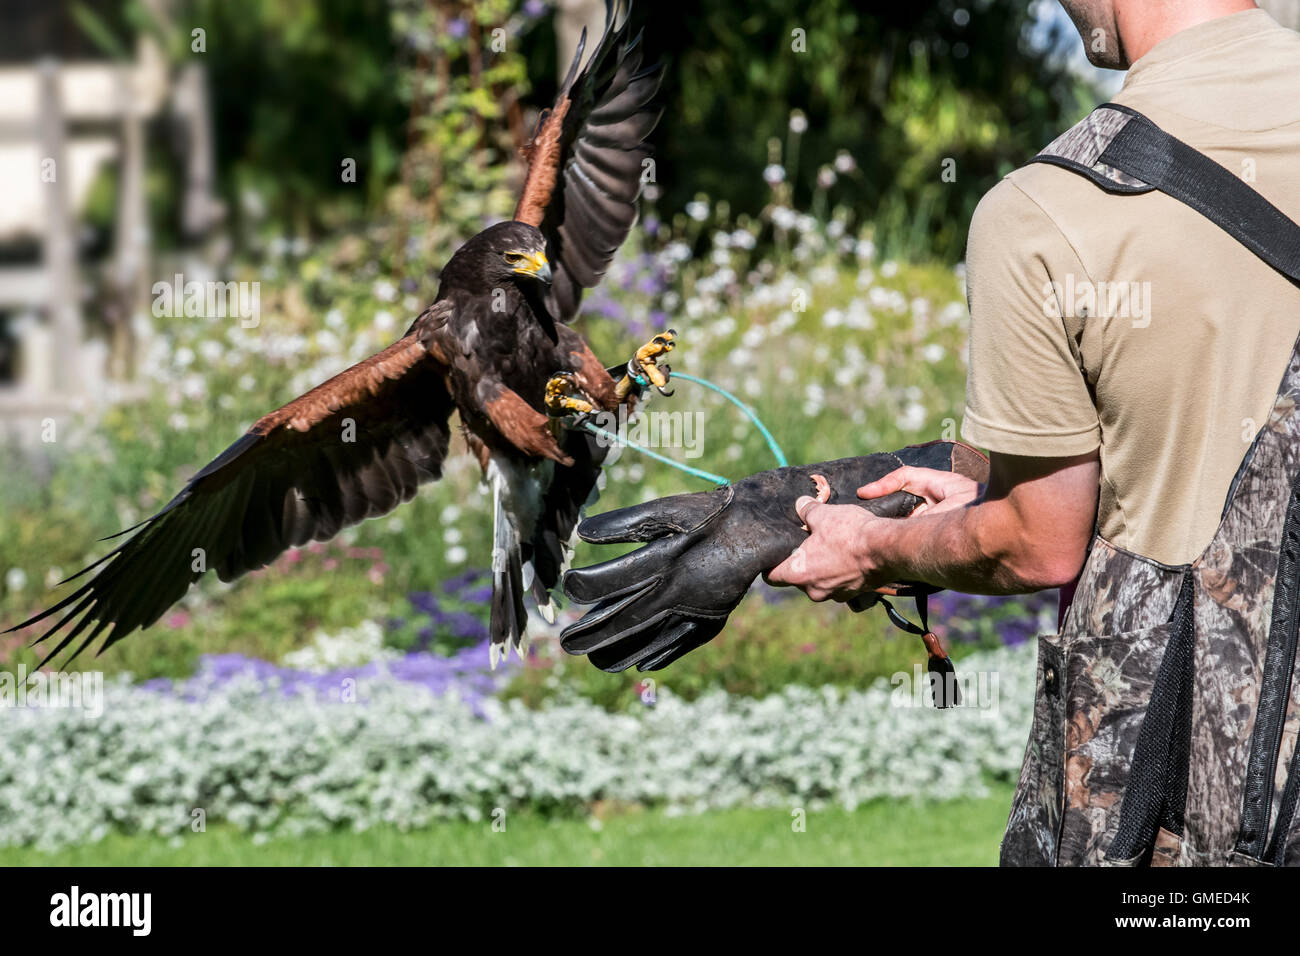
(9, 0, 670, 668)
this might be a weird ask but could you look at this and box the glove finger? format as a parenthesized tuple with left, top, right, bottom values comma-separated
(576, 487, 731, 545)
(634, 617, 724, 672)
(559, 580, 661, 653)
(562, 535, 680, 604)
(588, 617, 698, 673)
(560, 597, 680, 657)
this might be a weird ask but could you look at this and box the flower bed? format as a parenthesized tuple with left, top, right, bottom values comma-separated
(0, 644, 1032, 849)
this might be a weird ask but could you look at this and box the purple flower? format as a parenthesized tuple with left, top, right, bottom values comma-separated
(447, 18, 469, 40)
(143, 640, 513, 717)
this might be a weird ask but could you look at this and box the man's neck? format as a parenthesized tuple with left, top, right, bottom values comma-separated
(1117, 0, 1258, 66)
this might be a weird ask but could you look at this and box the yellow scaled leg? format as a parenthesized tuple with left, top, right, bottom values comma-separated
(545, 372, 596, 417)
(616, 328, 677, 400)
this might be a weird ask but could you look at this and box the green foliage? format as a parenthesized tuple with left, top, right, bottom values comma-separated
(387, 0, 532, 244)
(637, 0, 1097, 261)
(503, 597, 934, 711)
(69, 1, 1096, 262)
(170, 0, 408, 235)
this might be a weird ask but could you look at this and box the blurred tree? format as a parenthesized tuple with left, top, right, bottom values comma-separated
(70, 0, 1093, 262)
(631, 0, 1096, 260)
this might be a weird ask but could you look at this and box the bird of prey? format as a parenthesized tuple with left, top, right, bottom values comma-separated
(9, 0, 668, 668)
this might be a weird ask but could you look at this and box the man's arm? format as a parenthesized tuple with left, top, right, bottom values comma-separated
(765, 451, 1098, 601)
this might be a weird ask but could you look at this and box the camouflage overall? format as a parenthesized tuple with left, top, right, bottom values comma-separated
(1000, 106, 1300, 866)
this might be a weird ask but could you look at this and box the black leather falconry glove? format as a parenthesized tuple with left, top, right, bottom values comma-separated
(560, 440, 989, 675)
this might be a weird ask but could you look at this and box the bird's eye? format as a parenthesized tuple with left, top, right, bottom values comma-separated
(503, 252, 523, 264)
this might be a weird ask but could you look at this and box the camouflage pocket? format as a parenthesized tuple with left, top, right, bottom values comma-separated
(1056, 623, 1174, 866)
(1000, 632, 1066, 866)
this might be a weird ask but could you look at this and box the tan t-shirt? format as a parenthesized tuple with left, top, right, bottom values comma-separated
(961, 8, 1300, 566)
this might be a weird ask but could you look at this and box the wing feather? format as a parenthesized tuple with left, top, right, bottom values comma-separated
(9, 304, 460, 663)
(512, 0, 664, 322)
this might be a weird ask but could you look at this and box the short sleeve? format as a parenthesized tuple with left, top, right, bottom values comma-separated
(960, 178, 1101, 457)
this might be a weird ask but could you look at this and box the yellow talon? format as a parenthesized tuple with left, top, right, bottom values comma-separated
(617, 329, 677, 399)
(545, 373, 595, 417)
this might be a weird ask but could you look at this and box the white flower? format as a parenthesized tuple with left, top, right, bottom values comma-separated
(282, 621, 397, 672)
(446, 546, 468, 564)
(788, 111, 808, 134)
(771, 207, 797, 231)
(834, 150, 857, 173)
(181, 375, 207, 400)
(685, 200, 709, 222)
(763, 164, 786, 186)
(899, 401, 927, 432)
(730, 229, 756, 250)
(373, 310, 395, 332)
(372, 280, 397, 302)
(5, 567, 27, 593)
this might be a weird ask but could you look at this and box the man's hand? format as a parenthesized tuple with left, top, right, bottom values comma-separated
(766, 464, 978, 601)
(857, 465, 982, 516)
(767, 451, 1099, 602)
(765, 497, 891, 602)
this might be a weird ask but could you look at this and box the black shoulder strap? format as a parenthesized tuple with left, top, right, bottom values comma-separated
(1030, 103, 1300, 287)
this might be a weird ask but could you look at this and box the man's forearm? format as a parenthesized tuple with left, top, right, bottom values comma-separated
(871, 498, 1081, 595)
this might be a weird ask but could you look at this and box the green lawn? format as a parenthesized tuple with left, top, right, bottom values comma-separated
(1, 785, 1013, 866)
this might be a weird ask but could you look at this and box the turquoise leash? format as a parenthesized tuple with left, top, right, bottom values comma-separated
(579, 420, 732, 487)
(578, 370, 787, 487)
(670, 372, 788, 468)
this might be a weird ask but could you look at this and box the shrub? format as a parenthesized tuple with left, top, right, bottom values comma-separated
(0, 644, 1032, 849)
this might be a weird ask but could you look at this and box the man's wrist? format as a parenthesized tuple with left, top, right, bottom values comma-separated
(859, 511, 908, 584)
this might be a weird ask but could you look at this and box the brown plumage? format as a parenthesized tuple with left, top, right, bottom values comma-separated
(9, 0, 663, 666)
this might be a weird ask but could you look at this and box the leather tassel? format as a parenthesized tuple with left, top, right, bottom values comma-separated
(922, 630, 960, 709)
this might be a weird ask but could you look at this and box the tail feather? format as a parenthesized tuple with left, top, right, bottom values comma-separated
(489, 470, 528, 667)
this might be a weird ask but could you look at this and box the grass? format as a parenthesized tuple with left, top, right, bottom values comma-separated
(0, 784, 1014, 866)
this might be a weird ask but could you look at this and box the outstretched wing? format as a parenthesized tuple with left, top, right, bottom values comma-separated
(513, 0, 663, 322)
(10, 302, 460, 664)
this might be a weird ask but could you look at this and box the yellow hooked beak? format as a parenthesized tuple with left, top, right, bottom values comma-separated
(511, 250, 553, 285)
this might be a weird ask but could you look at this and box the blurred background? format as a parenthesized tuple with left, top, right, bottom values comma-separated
(0, 0, 1293, 865)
